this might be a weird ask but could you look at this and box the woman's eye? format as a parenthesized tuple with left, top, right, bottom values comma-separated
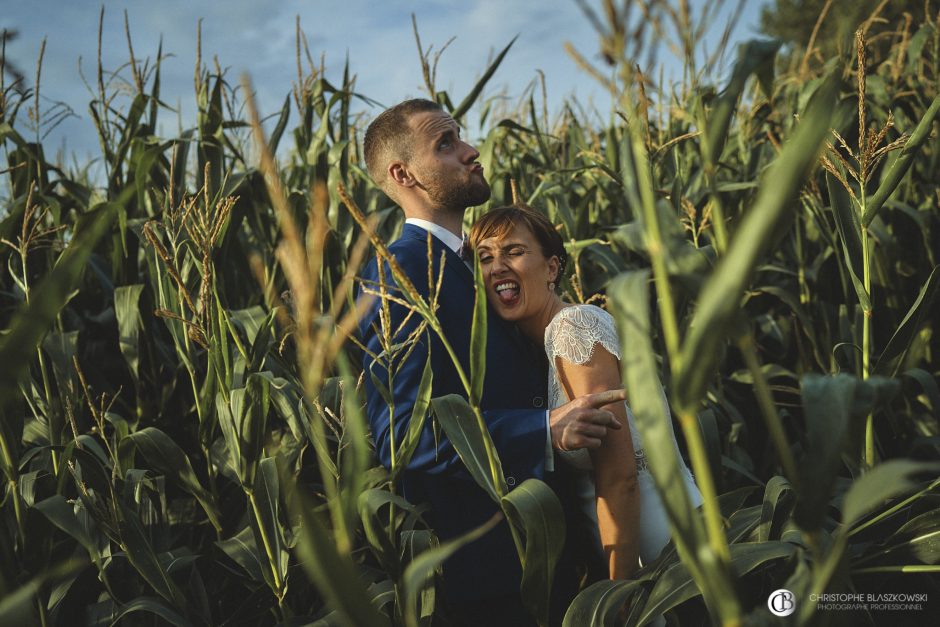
(479, 256, 492, 264)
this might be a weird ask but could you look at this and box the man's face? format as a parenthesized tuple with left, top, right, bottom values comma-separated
(405, 110, 490, 210)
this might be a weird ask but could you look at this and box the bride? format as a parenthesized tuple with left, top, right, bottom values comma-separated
(469, 205, 702, 580)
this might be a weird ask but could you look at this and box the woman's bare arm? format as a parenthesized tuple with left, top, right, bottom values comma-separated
(555, 346, 640, 579)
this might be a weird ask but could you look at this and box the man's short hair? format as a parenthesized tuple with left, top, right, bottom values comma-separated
(363, 98, 442, 197)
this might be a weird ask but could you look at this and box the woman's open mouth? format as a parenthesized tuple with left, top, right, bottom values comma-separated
(494, 280, 520, 305)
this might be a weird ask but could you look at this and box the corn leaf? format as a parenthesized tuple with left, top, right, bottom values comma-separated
(842, 459, 940, 528)
(875, 265, 940, 376)
(119, 427, 222, 532)
(402, 513, 501, 627)
(469, 253, 487, 406)
(501, 478, 566, 627)
(675, 73, 839, 410)
(430, 394, 505, 503)
(114, 284, 145, 383)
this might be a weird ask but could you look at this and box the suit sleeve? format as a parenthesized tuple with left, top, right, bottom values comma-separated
(358, 245, 547, 482)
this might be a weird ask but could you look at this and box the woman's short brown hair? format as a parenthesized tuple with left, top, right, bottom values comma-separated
(469, 205, 568, 282)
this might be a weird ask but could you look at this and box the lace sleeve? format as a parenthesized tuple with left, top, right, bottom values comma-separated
(545, 305, 622, 366)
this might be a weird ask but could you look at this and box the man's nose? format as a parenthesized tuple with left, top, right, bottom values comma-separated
(460, 140, 480, 162)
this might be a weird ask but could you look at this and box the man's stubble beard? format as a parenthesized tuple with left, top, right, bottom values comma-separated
(421, 171, 491, 212)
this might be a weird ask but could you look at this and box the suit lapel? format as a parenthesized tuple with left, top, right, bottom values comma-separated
(401, 223, 474, 290)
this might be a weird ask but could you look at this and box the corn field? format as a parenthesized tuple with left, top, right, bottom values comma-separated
(1, 1, 939, 625)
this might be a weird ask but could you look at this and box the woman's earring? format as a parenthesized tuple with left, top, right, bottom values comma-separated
(548, 281, 555, 292)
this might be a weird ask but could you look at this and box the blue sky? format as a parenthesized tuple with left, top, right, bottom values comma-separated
(2, 0, 770, 162)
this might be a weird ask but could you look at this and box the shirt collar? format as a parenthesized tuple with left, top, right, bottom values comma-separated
(405, 217, 465, 254)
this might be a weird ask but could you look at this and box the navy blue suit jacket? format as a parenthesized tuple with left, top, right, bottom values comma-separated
(358, 223, 550, 601)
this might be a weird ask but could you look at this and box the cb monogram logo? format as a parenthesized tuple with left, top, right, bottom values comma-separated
(768, 589, 796, 616)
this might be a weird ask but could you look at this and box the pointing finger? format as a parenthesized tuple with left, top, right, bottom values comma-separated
(586, 388, 627, 408)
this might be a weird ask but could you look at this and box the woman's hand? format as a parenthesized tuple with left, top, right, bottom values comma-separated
(548, 388, 625, 451)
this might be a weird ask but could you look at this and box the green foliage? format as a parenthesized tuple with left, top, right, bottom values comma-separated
(1, 2, 939, 625)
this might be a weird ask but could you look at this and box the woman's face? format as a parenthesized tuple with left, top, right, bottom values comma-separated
(476, 222, 559, 325)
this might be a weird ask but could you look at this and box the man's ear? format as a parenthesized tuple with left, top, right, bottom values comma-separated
(388, 161, 417, 189)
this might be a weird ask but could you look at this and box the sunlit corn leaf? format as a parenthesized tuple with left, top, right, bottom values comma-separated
(675, 73, 839, 410)
(757, 476, 794, 542)
(393, 354, 434, 480)
(450, 36, 516, 122)
(608, 270, 735, 620)
(430, 395, 505, 503)
(336, 354, 374, 551)
(250, 456, 289, 597)
(470, 254, 487, 406)
(114, 284, 145, 384)
(119, 427, 222, 532)
(402, 513, 502, 627)
(609, 270, 706, 546)
(617, 131, 643, 219)
(726, 505, 762, 544)
(500, 478, 566, 627)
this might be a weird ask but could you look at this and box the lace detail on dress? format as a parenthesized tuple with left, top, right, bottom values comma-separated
(545, 305, 622, 366)
(545, 305, 649, 473)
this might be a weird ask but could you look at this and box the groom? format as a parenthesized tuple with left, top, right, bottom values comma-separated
(358, 99, 622, 624)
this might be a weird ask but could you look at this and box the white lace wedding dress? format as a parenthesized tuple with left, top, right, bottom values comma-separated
(546, 304, 703, 566)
